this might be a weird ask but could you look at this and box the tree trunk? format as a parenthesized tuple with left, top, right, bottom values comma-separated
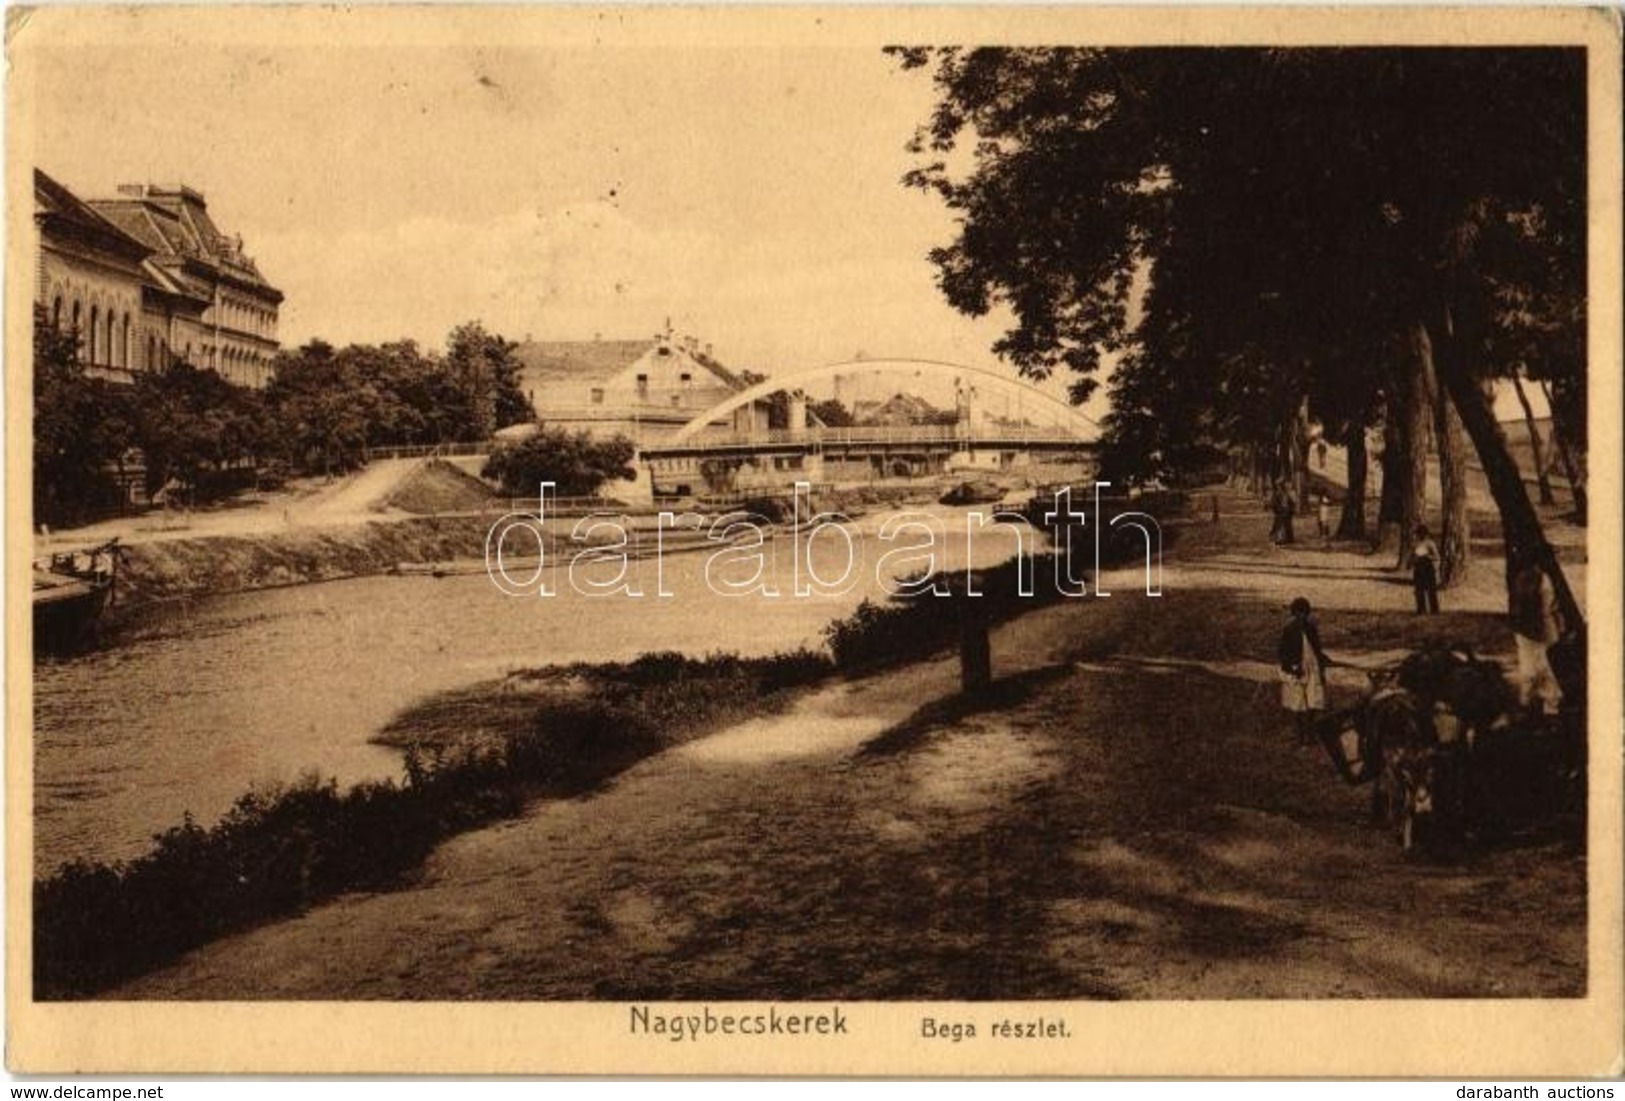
(1294, 393, 1313, 512)
(1336, 422, 1368, 539)
(1416, 323, 1470, 586)
(1511, 370, 1554, 505)
(1432, 319, 1583, 633)
(1275, 415, 1297, 544)
(1538, 378, 1587, 524)
(1376, 392, 1407, 554)
(1385, 338, 1431, 569)
(959, 595, 992, 693)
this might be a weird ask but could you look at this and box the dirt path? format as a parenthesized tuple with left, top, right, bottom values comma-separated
(286, 459, 423, 523)
(112, 488, 1586, 1000)
(35, 459, 429, 553)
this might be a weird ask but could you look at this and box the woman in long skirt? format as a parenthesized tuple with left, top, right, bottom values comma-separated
(1279, 596, 1331, 743)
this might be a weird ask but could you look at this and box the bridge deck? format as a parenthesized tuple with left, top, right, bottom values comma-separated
(643, 426, 1095, 459)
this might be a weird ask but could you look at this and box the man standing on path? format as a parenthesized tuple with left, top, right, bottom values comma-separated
(1411, 524, 1441, 614)
(1270, 483, 1296, 545)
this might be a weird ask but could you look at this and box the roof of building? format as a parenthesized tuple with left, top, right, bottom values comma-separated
(34, 169, 150, 262)
(90, 185, 279, 296)
(513, 337, 744, 391)
(854, 391, 947, 426)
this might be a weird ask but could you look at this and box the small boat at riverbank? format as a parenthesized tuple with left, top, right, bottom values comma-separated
(33, 539, 120, 654)
(940, 480, 1005, 506)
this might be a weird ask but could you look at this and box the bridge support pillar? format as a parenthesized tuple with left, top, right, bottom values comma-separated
(788, 392, 808, 439)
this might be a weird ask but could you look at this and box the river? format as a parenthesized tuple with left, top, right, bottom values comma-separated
(33, 505, 1038, 871)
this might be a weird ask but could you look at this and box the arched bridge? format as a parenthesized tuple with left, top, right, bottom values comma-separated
(664, 357, 1099, 446)
(640, 357, 1098, 495)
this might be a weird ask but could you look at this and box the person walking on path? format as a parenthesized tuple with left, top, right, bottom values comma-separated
(1270, 483, 1296, 545)
(1279, 596, 1333, 744)
(1411, 524, 1441, 615)
(1510, 558, 1564, 716)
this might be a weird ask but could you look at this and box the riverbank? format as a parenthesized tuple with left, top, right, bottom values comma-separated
(36, 544, 1062, 996)
(105, 487, 1588, 1000)
(111, 514, 496, 607)
(34, 649, 834, 998)
(99, 481, 953, 610)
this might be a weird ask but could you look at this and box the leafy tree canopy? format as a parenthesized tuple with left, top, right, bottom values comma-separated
(481, 427, 637, 498)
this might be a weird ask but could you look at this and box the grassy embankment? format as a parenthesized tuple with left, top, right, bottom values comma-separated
(109, 461, 503, 607)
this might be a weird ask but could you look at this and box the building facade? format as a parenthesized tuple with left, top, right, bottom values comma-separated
(512, 329, 756, 446)
(35, 170, 282, 387)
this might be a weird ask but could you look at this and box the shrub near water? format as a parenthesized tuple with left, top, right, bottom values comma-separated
(33, 649, 831, 999)
(824, 552, 1069, 671)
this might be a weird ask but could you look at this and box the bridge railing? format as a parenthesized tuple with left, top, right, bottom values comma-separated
(646, 424, 1087, 452)
(361, 441, 490, 462)
(475, 495, 631, 517)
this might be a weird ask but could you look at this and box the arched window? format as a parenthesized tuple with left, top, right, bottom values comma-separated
(106, 313, 117, 367)
(122, 315, 131, 369)
(70, 301, 81, 346)
(89, 305, 100, 363)
(52, 296, 63, 327)
(147, 335, 156, 371)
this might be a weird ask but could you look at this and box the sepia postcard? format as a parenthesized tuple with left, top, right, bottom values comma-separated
(5, 3, 1622, 1077)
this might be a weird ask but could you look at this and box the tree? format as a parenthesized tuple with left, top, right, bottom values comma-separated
(895, 46, 1584, 626)
(33, 306, 132, 526)
(131, 359, 269, 499)
(809, 397, 855, 428)
(1414, 325, 1470, 585)
(264, 341, 377, 476)
(444, 322, 532, 438)
(1509, 370, 1554, 506)
(481, 427, 636, 498)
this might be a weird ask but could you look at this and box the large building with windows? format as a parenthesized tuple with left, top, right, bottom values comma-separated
(34, 169, 282, 387)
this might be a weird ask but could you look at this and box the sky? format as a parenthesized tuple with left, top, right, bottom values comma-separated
(20, 11, 1108, 419)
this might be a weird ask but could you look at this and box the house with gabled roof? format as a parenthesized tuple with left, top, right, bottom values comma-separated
(512, 327, 759, 444)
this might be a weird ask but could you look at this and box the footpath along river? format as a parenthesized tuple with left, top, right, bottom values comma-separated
(34, 505, 1036, 871)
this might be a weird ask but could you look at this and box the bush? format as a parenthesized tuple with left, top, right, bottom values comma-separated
(482, 427, 636, 497)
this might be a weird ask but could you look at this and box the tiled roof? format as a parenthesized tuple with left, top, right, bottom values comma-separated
(89, 202, 169, 253)
(513, 340, 658, 385)
(34, 170, 149, 259)
(90, 193, 274, 289)
(141, 259, 212, 304)
(690, 350, 744, 390)
(514, 338, 746, 391)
